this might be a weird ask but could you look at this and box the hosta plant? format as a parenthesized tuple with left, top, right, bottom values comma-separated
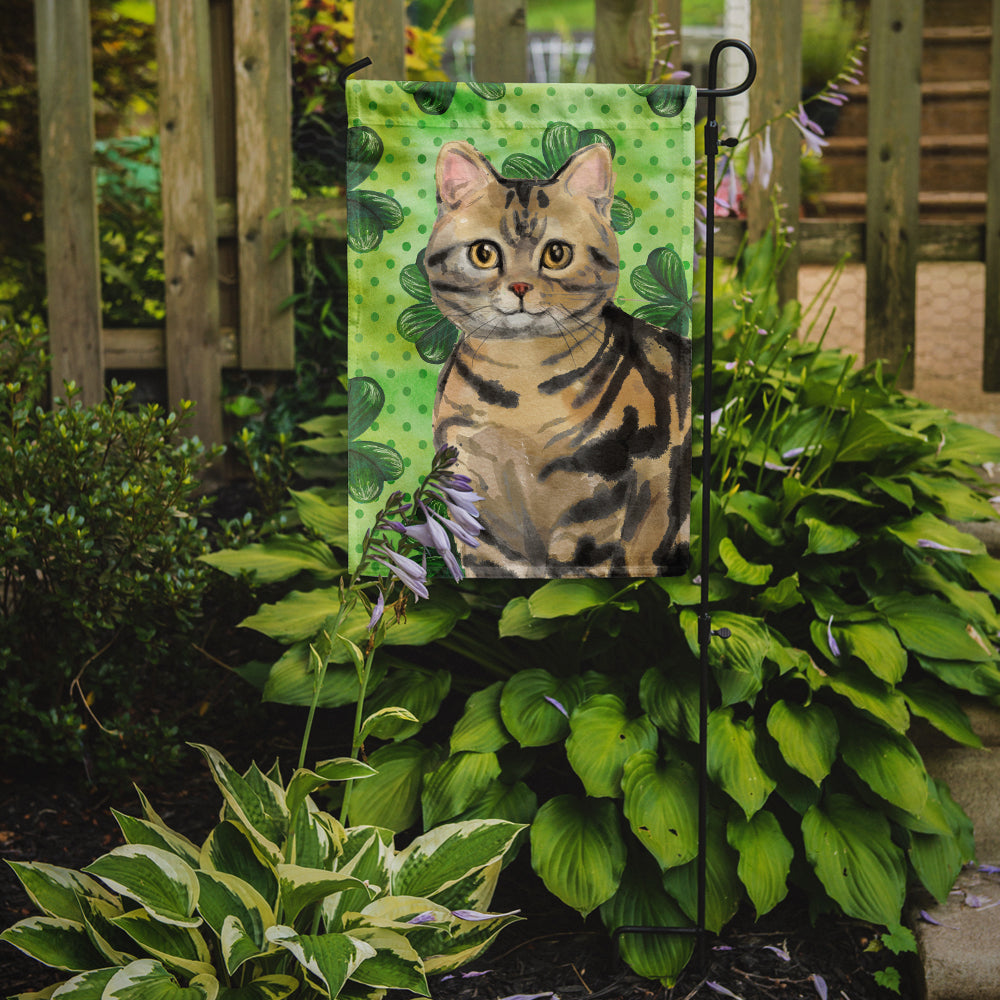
(1, 744, 523, 999)
(342, 233, 1000, 984)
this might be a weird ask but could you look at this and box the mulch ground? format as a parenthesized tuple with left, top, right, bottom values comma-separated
(1, 737, 913, 1000)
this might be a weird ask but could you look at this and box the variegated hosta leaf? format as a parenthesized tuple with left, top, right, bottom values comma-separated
(200, 822, 278, 910)
(276, 864, 375, 925)
(727, 810, 793, 917)
(566, 695, 658, 798)
(112, 811, 201, 868)
(344, 926, 429, 995)
(102, 959, 218, 999)
(0, 916, 107, 972)
(285, 761, 375, 824)
(288, 802, 344, 870)
(214, 975, 299, 1000)
(195, 870, 274, 973)
(802, 793, 906, 926)
(599, 852, 694, 987)
(706, 707, 776, 819)
(323, 829, 393, 931)
(421, 859, 501, 916)
(422, 906, 522, 975)
(420, 751, 501, 829)
(621, 751, 699, 871)
(391, 820, 524, 900)
(219, 915, 270, 979)
(110, 908, 214, 978)
(765, 700, 838, 786)
(77, 894, 136, 966)
(47, 966, 118, 997)
(83, 846, 200, 928)
(191, 745, 288, 863)
(5, 862, 117, 922)
(529, 795, 626, 917)
(265, 926, 376, 998)
(661, 811, 742, 934)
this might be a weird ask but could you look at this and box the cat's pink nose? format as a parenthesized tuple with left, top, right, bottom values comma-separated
(509, 282, 533, 299)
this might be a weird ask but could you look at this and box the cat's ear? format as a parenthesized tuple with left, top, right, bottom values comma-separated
(436, 142, 495, 209)
(558, 143, 615, 206)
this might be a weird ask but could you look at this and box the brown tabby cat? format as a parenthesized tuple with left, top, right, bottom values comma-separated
(425, 139, 691, 578)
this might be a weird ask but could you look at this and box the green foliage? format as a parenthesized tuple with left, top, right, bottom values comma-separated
(1, 744, 524, 998)
(0, 318, 220, 783)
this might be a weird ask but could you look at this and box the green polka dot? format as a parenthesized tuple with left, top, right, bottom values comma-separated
(617, 155, 627, 165)
(385, 188, 394, 198)
(417, 119, 426, 129)
(418, 440, 428, 449)
(650, 191, 659, 200)
(387, 294, 396, 304)
(418, 224, 427, 234)
(386, 369, 396, 379)
(514, 121, 523, 130)
(386, 439, 395, 449)
(450, 120, 459, 129)
(402, 136, 411, 146)
(368, 101, 377, 111)
(482, 120, 490, 129)
(402, 242, 411, 252)
(683, 121, 692, 131)
(418, 369, 429, 379)
(666, 208, 675, 217)
(465, 102, 474, 112)
(385, 119, 394, 128)
(354, 259, 363, 268)
(370, 351, 379, 361)
(370, 312, 379, 322)
(402, 421, 411, 431)
(547, 87, 556, 96)
(682, 156, 691, 166)
(600, 104, 610, 114)
(530, 137, 540, 147)
(386, 332, 395, 341)
(402, 386, 412, 396)
(498, 137, 508, 147)
(355, 510, 365, 519)
(633, 104, 644, 115)
(402, 207, 412, 216)
(530, 103, 540, 114)
(666, 173, 674, 183)
(617, 87, 627, 97)
(649, 225, 659, 235)
(585, 87, 594, 97)
(633, 173, 643, 183)
(403, 457, 412, 467)
(498, 103, 507, 113)
(650, 122, 659, 131)
(418, 404, 428, 414)
(568, 104, 577, 113)
(354, 333, 363, 342)
(616, 122, 626, 131)
(385, 153, 394, 163)
(667, 138, 675, 148)
(632, 242, 643, 253)
(370, 276, 379, 286)
(417, 153, 427, 163)
(354, 294, 363, 304)
(401, 171, 410, 181)
(417, 189, 427, 198)
(633, 139, 643, 148)
(383, 84, 393, 93)
(385, 403, 395, 413)
(513, 86, 523, 96)
(650, 156, 659, 166)
(400, 349, 409, 359)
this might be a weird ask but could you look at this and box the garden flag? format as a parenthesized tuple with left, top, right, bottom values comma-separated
(346, 80, 696, 578)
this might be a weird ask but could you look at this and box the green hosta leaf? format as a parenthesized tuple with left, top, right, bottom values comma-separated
(661, 812, 742, 933)
(967, 553, 1000, 597)
(346, 126, 382, 190)
(347, 740, 442, 832)
(0, 916, 107, 971)
(835, 410, 927, 463)
(680, 610, 770, 706)
(765, 701, 838, 786)
(803, 517, 859, 556)
(719, 536, 772, 585)
(497, 597, 563, 639)
(802, 793, 906, 926)
(453, 779, 538, 827)
(835, 621, 907, 684)
(727, 811, 793, 918)
(260, 645, 381, 708)
(499, 670, 585, 747)
(277, 865, 374, 925)
(5, 862, 118, 922)
(285, 759, 376, 822)
(565, 695, 658, 798)
(200, 536, 340, 585)
(707, 708, 776, 819)
(907, 472, 999, 521)
(875, 594, 995, 662)
(916, 655, 1000, 697)
(599, 852, 694, 987)
(111, 909, 214, 978)
(200, 822, 278, 910)
(265, 926, 375, 997)
(756, 573, 805, 614)
(839, 718, 928, 816)
(392, 819, 524, 900)
(808, 660, 910, 732)
(530, 795, 626, 917)
(83, 846, 199, 928)
(363, 667, 451, 740)
(191, 746, 287, 863)
(907, 781, 969, 904)
(103, 959, 218, 1000)
(421, 751, 502, 828)
(886, 511, 986, 556)
(639, 663, 699, 742)
(347, 376, 384, 441)
(725, 491, 785, 545)
(901, 680, 982, 748)
(345, 926, 428, 994)
(527, 578, 618, 618)
(621, 751, 698, 870)
(112, 812, 201, 868)
(451, 682, 511, 754)
(935, 420, 1000, 464)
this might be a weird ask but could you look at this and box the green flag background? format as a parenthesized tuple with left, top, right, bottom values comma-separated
(346, 80, 696, 575)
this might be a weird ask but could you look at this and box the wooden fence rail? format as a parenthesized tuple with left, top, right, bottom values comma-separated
(32, 0, 1000, 445)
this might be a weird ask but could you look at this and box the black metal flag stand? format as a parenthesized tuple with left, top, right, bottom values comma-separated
(340, 37, 758, 975)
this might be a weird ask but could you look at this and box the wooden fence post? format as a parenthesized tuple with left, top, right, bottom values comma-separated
(157, 0, 223, 445)
(474, 0, 526, 82)
(233, 0, 294, 370)
(746, 0, 801, 305)
(34, 0, 104, 405)
(983, 0, 1000, 390)
(864, 0, 923, 389)
(354, 0, 406, 79)
(594, 0, 655, 84)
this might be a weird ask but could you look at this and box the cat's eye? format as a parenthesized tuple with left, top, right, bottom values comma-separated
(541, 241, 573, 270)
(469, 241, 501, 269)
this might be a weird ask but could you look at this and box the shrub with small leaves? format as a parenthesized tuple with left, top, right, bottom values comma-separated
(0, 317, 219, 783)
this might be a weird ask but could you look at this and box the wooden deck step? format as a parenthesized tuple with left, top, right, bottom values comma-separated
(834, 80, 992, 137)
(922, 25, 992, 82)
(813, 190, 987, 222)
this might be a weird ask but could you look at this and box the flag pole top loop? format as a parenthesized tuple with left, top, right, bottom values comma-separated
(698, 38, 756, 99)
(337, 57, 373, 89)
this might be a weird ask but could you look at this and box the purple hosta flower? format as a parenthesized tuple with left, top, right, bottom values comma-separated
(763, 944, 791, 962)
(791, 103, 829, 156)
(441, 970, 493, 981)
(746, 124, 774, 191)
(371, 544, 430, 600)
(827, 616, 842, 658)
(497, 994, 558, 1000)
(715, 157, 741, 215)
(979, 864, 1000, 874)
(707, 983, 742, 999)
(425, 500, 479, 550)
(544, 695, 569, 718)
(407, 911, 438, 925)
(394, 502, 464, 582)
(451, 908, 521, 921)
(812, 974, 828, 1000)
(367, 590, 385, 631)
(917, 538, 973, 555)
